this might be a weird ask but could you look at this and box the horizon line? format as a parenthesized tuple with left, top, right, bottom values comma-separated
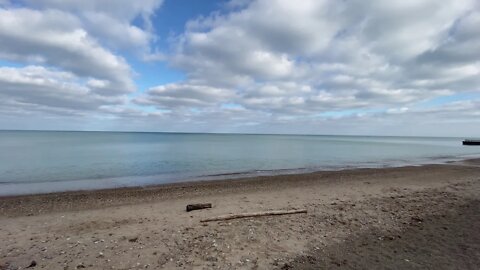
(0, 129, 469, 139)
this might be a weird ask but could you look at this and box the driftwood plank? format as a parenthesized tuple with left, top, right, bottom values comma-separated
(200, 209, 307, 222)
(186, 203, 212, 212)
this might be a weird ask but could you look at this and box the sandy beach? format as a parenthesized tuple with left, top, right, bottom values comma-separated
(1, 160, 479, 269)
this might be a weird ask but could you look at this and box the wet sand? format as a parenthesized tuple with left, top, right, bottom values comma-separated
(1, 160, 480, 269)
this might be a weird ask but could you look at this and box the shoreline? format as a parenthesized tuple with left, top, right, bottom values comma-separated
(1, 159, 479, 269)
(1, 154, 478, 198)
(1, 158, 478, 217)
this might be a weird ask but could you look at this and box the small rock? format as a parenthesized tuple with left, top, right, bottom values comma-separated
(128, 237, 138, 242)
(27, 260, 37, 268)
(206, 256, 217, 262)
(411, 216, 423, 222)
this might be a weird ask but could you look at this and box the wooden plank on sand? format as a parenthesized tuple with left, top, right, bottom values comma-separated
(200, 209, 307, 222)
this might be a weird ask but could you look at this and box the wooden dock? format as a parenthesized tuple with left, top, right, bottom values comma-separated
(463, 140, 480, 146)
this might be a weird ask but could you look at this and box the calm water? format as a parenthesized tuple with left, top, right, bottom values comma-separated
(1, 131, 479, 195)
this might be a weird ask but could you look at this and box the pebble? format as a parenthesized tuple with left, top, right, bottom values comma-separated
(128, 237, 138, 242)
(27, 260, 37, 268)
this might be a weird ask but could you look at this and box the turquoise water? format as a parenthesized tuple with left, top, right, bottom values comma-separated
(0, 131, 479, 195)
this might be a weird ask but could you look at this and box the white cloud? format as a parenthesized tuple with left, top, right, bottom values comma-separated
(23, 0, 163, 53)
(0, 1, 165, 125)
(174, 0, 475, 80)
(0, 8, 135, 95)
(0, 65, 125, 114)
(0, 0, 165, 94)
(1, 0, 480, 135)
(135, 83, 236, 109)
(80, 12, 152, 50)
(156, 0, 479, 122)
(24, 0, 162, 21)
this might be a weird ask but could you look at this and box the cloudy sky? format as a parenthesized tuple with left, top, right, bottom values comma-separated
(0, 0, 479, 136)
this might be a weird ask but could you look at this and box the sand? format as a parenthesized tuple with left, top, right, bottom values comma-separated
(1, 159, 479, 269)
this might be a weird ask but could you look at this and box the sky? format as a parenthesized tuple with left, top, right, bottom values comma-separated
(0, 0, 479, 136)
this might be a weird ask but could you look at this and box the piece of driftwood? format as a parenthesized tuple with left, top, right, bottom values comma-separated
(200, 209, 307, 222)
(186, 203, 212, 212)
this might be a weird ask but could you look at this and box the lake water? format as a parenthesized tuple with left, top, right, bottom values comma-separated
(1, 131, 479, 196)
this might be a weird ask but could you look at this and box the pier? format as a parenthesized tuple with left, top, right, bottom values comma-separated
(463, 140, 480, 146)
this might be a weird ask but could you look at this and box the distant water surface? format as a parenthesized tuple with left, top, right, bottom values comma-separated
(1, 131, 479, 195)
